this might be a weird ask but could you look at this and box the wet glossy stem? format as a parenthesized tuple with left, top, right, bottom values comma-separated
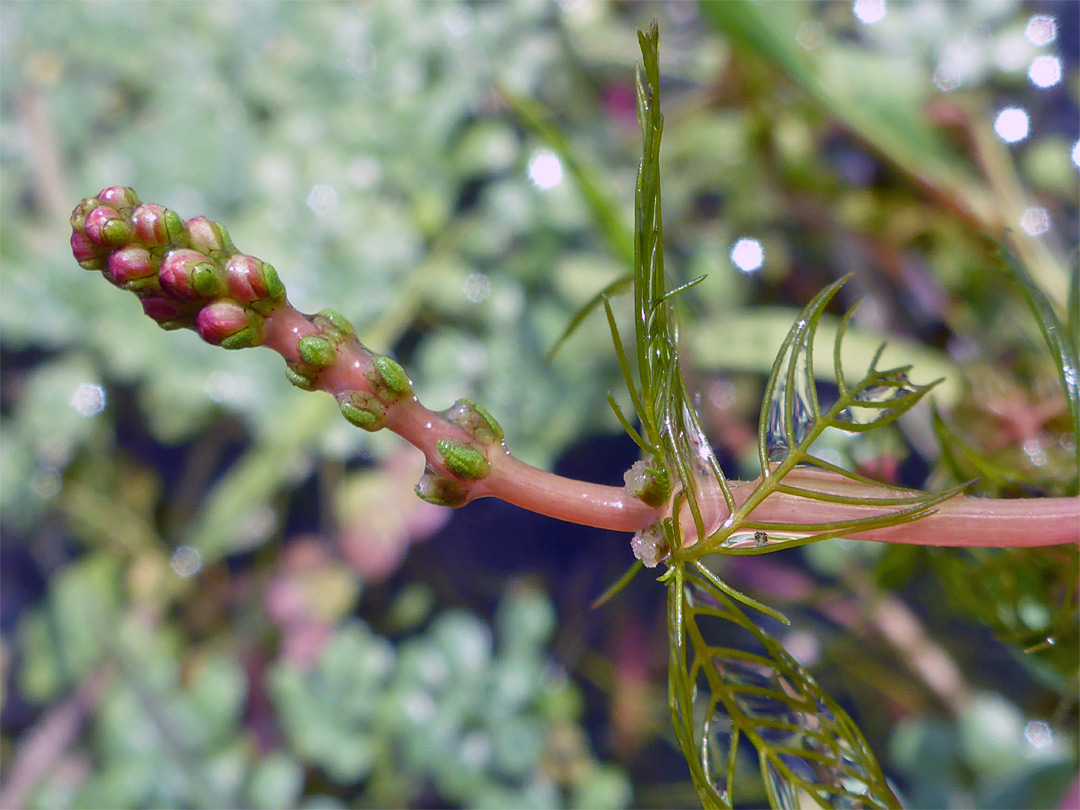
(262, 303, 662, 531)
(720, 480, 1080, 548)
(263, 304, 1078, 546)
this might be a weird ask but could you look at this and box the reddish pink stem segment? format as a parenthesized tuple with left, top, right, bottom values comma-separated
(732, 485, 1080, 548)
(263, 303, 1079, 549)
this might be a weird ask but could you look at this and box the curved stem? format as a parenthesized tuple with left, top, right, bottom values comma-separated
(262, 303, 1077, 549)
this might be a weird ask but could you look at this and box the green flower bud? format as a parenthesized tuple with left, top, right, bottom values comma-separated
(70, 196, 100, 232)
(436, 439, 490, 480)
(338, 391, 386, 432)
(298, 334, 336, 368)
(444, 398, 503, 445)
(415, 466, 468, 507)
(285, 365, 315, 390)
(367, 355, 412, 403)
(313, 308, 355, 340)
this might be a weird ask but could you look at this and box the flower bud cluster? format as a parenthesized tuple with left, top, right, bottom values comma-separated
(70, 186, 286, 349)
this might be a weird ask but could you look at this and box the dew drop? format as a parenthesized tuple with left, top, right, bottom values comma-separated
(765, 351, 815, 462)
(718, 530, 805, 550)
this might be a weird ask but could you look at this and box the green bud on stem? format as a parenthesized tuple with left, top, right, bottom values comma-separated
(415, 466, 468, 507)
(367, 355, 413, 403)
(297, 334, 337, 368)
(338, 391, 387, 431)
(444, 398, 503, 445)
(285, 366, 316, 390)
(436, 439, 490, 480)
(313, 308, 356, 340)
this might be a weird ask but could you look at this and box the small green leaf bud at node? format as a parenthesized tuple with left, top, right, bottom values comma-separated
(630, 521, 668, 569)
(623, 458, 671, 508)
(285, 365, 315, 390)
(444, 398, 504, 445)
(415, 467, 468, 507)
(367, 355, 413, 403)
(297, 334, 337, 368)
(338, 391, 386, 432)
(313, 308, 355, 340)
(436, 439, 490, 480)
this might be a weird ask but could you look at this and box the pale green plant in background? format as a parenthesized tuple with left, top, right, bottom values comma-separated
(2, 3, 1077, 809)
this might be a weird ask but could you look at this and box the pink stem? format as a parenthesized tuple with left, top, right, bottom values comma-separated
(730, 484, 1079, 548)
(262, 304, 1079, 549)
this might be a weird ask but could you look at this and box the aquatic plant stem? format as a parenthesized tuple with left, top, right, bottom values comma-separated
(70, 187, 1077, 551)
(265, 302, 1078, 546)
(263, 303, 663, 530)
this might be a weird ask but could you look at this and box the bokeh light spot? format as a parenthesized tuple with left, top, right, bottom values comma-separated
(1024, 720, 1052, 749)
(1025, 15, 1056, 46)
(306, 184, 338, 216)
(993, 107, 1029, 143)
(853, 0, 886, 25)
(170, 545, 202, 578)
(71, 383, 106, 417)
(730, 238, 765, 273)
(527, 149, 563, 189)
(1028, 55, 1061, 88)
(1020, 207, 1050, 236)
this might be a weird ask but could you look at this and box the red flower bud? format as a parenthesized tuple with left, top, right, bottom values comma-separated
(159, 249, 220, 300)
(185, 216, 232, 255)
(196, 300, 262, 348)
(71, 230, 104, 268)
(131, 204, 177, 247)
(97, 186, 140, 211)
(225, 254, 269, 301)
(84, 206, 132, 247)
(141, 295, 186, 325)
(106, 245, 155, 286)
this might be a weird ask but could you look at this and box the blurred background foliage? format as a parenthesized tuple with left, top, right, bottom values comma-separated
(0, 1, 1076, 808)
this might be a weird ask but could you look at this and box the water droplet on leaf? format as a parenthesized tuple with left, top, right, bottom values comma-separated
(765, 381, 814, 462)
